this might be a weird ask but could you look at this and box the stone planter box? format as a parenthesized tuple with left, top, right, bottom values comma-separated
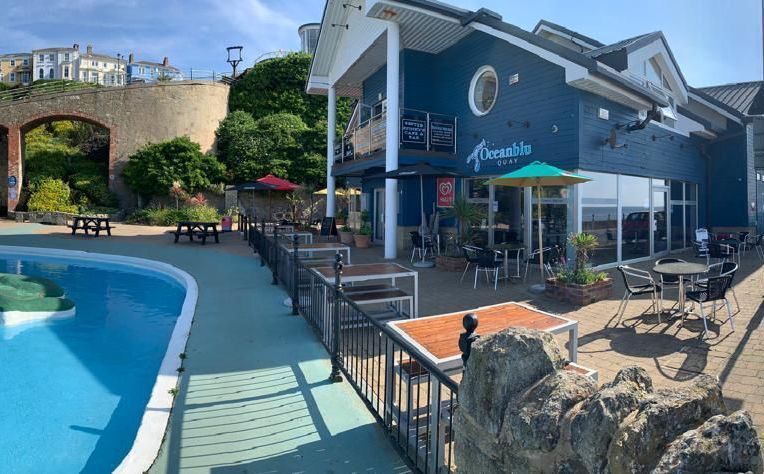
(338, 230, 354, 245)
(546, 277, 613, 306)
(436, 255, 466, 272)
(354, 234, 371, 248)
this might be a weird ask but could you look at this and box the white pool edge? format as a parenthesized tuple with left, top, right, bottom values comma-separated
(0, 245, 198, 474)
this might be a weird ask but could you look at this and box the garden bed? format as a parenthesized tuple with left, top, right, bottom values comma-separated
(545, 277, 613, 306)
(436, 255, 466, 272)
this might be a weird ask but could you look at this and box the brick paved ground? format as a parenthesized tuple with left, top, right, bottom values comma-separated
(347, 243, 764, 439)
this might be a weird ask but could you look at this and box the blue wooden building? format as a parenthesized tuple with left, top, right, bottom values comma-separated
(308, 0, 755, 267)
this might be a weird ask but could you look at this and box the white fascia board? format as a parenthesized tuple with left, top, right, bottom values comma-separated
(306, 76, 330, 95)
(625, 39, 688, 104)
(688, 91, 743, 125)
(469, 22, 588, 82)
(577, 73, 654, 110)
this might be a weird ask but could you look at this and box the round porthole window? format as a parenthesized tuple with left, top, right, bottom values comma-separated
(469, 65, 498, 116)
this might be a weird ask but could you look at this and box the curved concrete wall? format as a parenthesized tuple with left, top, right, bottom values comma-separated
(0, 81, 229, 210)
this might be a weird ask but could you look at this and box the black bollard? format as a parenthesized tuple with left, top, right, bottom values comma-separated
(329, 252, 344, 382)
(458, 313, 480, 370)
(271, 225, 279, 285)
(291, 234, 300, 315)
(260, 218, 266, 267)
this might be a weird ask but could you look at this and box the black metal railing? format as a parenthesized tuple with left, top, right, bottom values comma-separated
(251, 224, 459, 473)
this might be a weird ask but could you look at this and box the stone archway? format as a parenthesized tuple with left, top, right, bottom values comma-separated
(8, 112, 116, 213)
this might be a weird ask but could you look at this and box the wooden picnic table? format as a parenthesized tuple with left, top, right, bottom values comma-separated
(283, 242, 351, 263)
(174, 221, 219, 245)
(312, 262, 419, 317)
(68, 215, 113, 237)
(387, 301, 579, 372)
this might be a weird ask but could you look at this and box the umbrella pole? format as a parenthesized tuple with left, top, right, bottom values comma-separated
(414, 174, 434, 268)
(537, 184, 544, 286)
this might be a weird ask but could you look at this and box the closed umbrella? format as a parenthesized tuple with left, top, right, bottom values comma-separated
(369, 163, 459, 267)
(489, 161, 591, 289)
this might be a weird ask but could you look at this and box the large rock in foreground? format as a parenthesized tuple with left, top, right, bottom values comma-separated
(453, 327, 762, 474)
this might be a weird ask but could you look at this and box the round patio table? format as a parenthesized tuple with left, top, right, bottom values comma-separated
(653, 262, 708, 318)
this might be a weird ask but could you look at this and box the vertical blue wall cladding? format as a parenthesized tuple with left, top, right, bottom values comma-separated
(707, 134, 748, 227)
(578, 92, 707, 182)
(401, 32, 580, 177)
(362, 66, 387, 108)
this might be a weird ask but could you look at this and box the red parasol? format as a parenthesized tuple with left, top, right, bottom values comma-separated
(257, 174, 300, 191)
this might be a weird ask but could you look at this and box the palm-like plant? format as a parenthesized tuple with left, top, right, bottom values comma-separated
(568, 232, 598, 273)
(443, 196, 484, 245)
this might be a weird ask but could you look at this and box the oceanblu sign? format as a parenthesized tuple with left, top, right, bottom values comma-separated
(466, 139, 533, 172)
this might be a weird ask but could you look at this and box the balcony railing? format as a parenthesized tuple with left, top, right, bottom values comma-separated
(335, 108, 457, 163)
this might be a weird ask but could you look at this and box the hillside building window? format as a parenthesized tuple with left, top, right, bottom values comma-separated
(10, 59, 15, 66)
(469, 65, 498, 116)
(48, 68, 54, 79)
(38, 68, 44, 79)
(64, 66, 69, 78)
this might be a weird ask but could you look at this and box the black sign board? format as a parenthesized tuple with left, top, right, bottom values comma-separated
(429, 118, 455, 152)
(320, 217, 338, 237)
(400, 113, 427, 150)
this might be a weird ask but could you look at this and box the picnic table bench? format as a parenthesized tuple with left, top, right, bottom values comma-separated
(68, 216, 113, 237)
(173, 221, 220, 245)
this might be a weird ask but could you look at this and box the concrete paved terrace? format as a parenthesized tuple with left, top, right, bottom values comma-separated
(0, 221, 408, 473)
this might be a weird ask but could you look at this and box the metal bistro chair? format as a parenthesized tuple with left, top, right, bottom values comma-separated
(743, 233, 764, 261)
(615, 265, 661, 325)
(409, 231, 435, 263)
(473, 248, 502, 290)
(695, 262, 740, 313)
(655, 257, 689, 313)
(686, 275, 735, 338)
(524, 246, 553, 281)
(708, 242, 735, 264)
(460, 245, 483, 284)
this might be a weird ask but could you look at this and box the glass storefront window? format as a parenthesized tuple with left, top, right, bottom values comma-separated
(531, 186, 569, 251)
(493, 186, 524, 246)
(620, 175, 651, 261)
(465, 178, 489, 246)
(580, 172, 618, 266)
(685, 204, 697, 247)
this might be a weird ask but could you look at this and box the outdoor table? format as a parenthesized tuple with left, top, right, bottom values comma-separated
(68, 216, 112, 237)
(387, 301, 578, 370)
(311, 262, 419, 318)
(174, 221, 220, 245)
(270, 231, 313, 244)
(492, 245, 524, 279)
(653, 261, 707, 317)
(283, 242, 351, 263)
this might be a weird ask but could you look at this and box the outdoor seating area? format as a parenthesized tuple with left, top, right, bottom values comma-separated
(67, 215, 113, 237)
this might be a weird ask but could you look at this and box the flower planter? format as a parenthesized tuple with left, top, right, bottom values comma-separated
(354, 234, 371, 248)
(339, 230, 354, 245)
(545, 277, 613, 306)
(436, 255, 466, 272)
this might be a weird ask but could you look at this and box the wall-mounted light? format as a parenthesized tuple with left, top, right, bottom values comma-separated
(343, 2, 362, 10)
(651, 134, 674, 142)
(331, 23, 349, 29)
(507, 119, 530, 128)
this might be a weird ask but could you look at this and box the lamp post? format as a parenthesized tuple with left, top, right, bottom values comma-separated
(226, 46, 243, 79)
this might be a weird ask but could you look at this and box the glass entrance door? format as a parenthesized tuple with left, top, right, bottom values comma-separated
(374, 188, 385, 241)
(653, 188, 668, 255)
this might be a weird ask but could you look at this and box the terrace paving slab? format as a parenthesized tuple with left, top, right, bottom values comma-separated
(0, 221, 408, 473)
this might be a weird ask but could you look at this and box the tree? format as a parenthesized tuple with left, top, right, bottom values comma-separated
(221, 52, 351, 187)
(123, 136, 226, 200)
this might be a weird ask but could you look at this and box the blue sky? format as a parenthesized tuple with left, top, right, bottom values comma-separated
(2, 0, 761, 87)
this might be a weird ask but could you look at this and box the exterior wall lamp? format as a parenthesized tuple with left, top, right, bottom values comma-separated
(507, 119, 530, 128)
(226, 46, 243, 79)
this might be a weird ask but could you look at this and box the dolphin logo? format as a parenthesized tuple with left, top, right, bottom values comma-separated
(466, 139, 486, 173)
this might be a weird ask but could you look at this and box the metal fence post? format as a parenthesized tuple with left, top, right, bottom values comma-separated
(260, 218, 266, 266)
(291, 234, 300, 315)
(271, 225, 279, 285)
(458, 312, 480, 370)
(329, 252, 344, 382)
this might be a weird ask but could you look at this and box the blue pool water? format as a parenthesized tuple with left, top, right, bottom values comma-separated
(0, 254, 186, 473)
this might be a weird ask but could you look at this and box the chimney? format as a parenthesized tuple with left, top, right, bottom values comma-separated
(73, 43, 79, 51)
(86, 45, 93, 55)
(128, 53, 134, 64)
(162, 56, 169, 67)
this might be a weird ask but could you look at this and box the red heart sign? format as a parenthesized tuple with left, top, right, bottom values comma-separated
(437, 178, 455, 207)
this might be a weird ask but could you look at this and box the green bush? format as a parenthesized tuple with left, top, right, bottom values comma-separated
(123, 136, 226, 198)
(127, 205, 221, 226)
(70, 172, 119, 208)
(27, 178, 78, 213)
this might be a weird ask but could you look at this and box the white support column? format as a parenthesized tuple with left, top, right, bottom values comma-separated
(326, 85, 337, 217)
(384, 21, 400, 259)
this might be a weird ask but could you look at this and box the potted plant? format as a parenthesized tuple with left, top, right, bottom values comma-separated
(354, 223, 372, 248)
(546, 232, 613, 306)
(335, 208, 348, 226)
(338, 224, 355, 244)
(443, 196, 483, 246)
(436, 236, 467, 271)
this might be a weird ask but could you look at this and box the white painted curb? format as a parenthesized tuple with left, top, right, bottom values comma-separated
(0, 246, 198, 474)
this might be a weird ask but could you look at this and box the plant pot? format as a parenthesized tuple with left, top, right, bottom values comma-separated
(335, 218, 346, 226)
(354, 234, 371, 248)
(339, 230, 355, 245)
(436, 255, 466, 272)
(545, 277, 613, 307)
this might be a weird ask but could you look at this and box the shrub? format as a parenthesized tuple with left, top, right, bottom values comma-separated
(122, 136, 226, 199)
(70, 172, 119, 208)
(27, 178, 78, 213)
(553, 233, 608, 285)
(127, 205, 220, 226)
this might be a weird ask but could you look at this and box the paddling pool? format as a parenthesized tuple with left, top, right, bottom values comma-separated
(0, 247, 194, 473)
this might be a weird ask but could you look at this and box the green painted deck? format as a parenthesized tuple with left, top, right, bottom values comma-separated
(0, 225, 408, 473)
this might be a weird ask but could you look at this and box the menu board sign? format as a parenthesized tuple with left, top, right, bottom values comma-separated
(429, 119, 455, 152)
(400, 116, 426, 147)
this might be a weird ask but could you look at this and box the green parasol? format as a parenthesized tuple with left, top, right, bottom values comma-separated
(489, 161, 591, 288)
